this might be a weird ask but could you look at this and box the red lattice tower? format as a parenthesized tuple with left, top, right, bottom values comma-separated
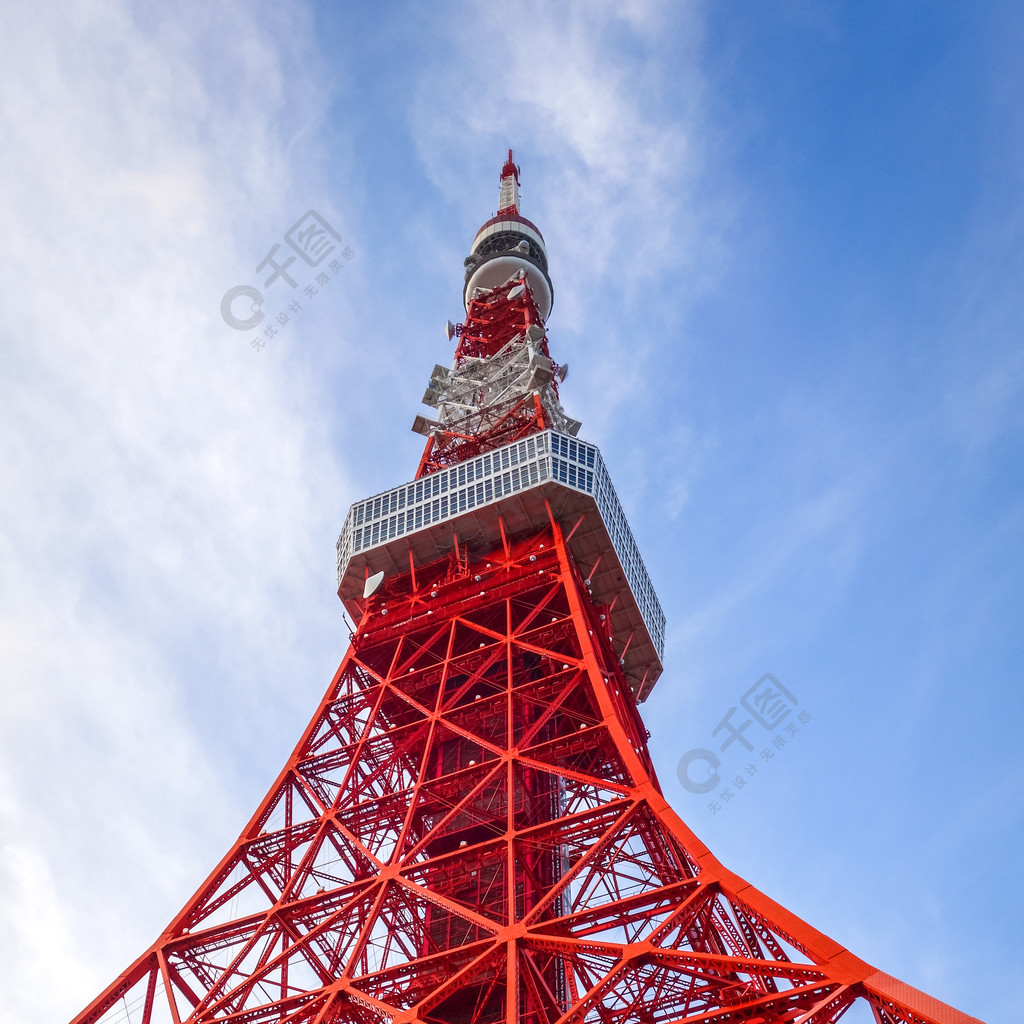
(72, 154, 984, 1024)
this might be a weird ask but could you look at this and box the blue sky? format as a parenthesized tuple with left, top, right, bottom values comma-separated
(0, 2, 1020, 1021)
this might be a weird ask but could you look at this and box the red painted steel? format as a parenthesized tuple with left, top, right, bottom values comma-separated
(70, 523, 983, 1024)
(417, 284, 555, 478)
(71, 156, 985, 1024)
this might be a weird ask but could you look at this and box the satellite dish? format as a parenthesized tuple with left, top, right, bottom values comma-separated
(556, 362, 569, 382)
(363, 570, 385, 599)
(508, 284, 526, 300)
(516, 240, 530, 253)
(444, 320, 455, 341)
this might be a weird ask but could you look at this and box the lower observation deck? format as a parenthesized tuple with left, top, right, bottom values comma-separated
(336, 430, 665, 700)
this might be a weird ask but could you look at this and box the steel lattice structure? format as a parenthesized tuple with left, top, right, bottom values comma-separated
(72, 154, 983, 1024)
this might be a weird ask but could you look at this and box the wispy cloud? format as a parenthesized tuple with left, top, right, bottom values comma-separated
(0, 3, 348, 1016)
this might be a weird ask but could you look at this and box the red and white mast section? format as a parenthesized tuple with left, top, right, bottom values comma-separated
(414, 150, 576, 477)
(497, 149, 520, 214)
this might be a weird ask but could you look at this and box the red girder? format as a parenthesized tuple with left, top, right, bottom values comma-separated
(417, 395, 548, 478)
(418, 283, 557, 478)
(456, 288, 549, 364)
(73, 521, 984, 1024)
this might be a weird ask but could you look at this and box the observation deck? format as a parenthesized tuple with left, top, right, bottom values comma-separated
(337, 429, 665, 700)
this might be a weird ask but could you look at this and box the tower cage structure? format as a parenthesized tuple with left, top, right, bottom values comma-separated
(71, 152, 984, 1024)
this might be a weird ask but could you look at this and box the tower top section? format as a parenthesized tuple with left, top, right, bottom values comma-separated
(336, 152, 666, 698)
(497, 148, 520, 214)
(464, 150, 554, 319)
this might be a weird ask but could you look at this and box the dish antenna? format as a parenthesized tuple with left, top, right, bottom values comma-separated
(556, 362, 569, 382)
(444, 320, 455, 340)
(363, 570, 385, 599)
(507, 283, 526, 300)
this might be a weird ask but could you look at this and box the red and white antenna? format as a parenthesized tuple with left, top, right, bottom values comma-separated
(497, 148, 520, 214)
(463, 150, 553, 318)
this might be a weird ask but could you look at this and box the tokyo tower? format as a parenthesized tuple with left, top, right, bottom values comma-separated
(72, 153, 983, 1024)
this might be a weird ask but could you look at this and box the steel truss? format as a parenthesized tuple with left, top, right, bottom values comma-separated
(417, 280, 577, 477)
(73, 521, 981, 1024)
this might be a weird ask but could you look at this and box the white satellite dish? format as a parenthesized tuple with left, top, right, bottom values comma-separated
(508, 284, 526, 300)
(444, 320, 455, 341)
(363, 570, 385, 599)
(556, 362, 569, 382)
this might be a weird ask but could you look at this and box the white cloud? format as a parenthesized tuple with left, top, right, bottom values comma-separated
(0, 2, 349, 1018)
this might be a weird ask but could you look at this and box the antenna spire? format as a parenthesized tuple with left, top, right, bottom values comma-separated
(497, 148, 520, 214)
